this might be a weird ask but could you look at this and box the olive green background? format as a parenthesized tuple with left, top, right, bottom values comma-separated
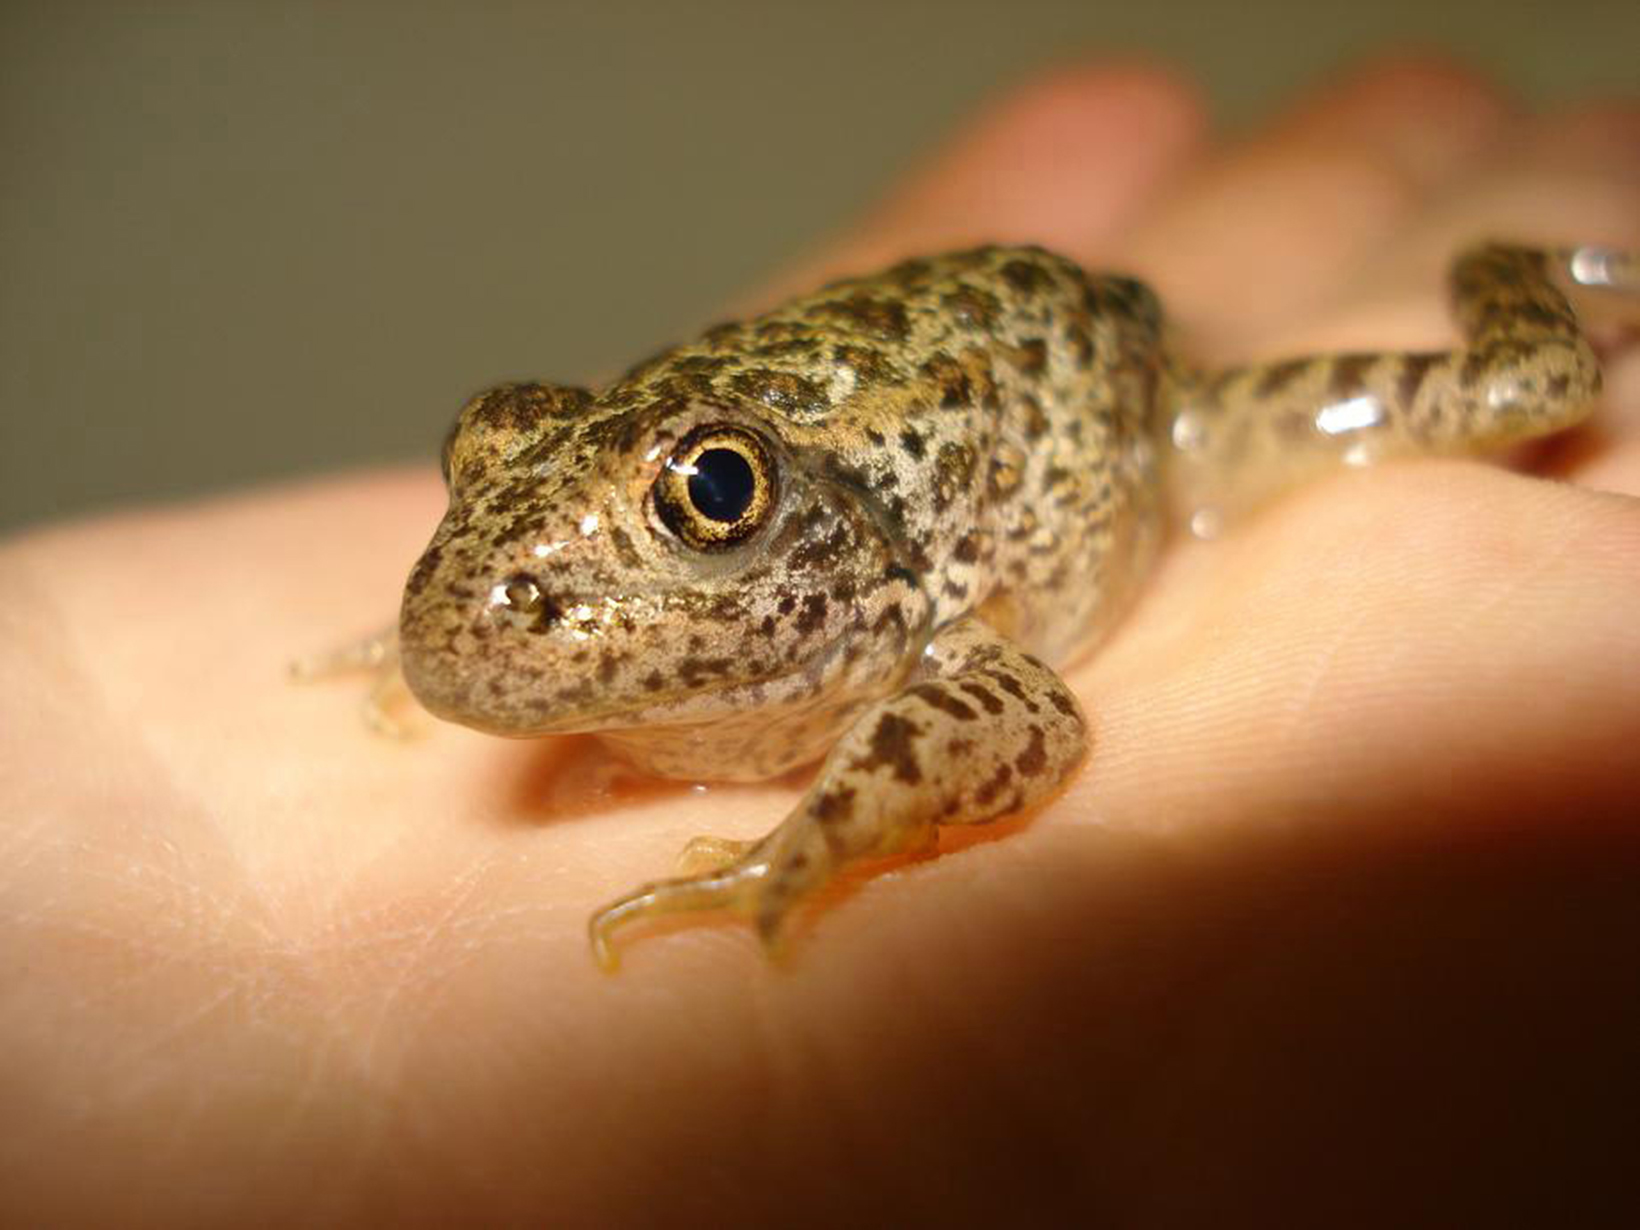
(3, 0, 1636, 531)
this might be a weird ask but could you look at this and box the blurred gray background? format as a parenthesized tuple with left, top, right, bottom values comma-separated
(3, 0, 1636, 532)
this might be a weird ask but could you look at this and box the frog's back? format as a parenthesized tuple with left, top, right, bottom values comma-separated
(626, 245, 1171, 667)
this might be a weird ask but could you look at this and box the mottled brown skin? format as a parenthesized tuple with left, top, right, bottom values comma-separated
(396, 242, 1604, 967)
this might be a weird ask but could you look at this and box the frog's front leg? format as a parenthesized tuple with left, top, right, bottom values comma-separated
(588, 616, 1088, 969)
(289, 624, 413, 737)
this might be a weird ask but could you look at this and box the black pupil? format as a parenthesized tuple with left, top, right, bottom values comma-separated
(686, 448, 756, 522)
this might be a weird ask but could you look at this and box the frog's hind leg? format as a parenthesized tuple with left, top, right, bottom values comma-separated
(1166, 243, 1619, 532)
(588, 616, 1088, 970)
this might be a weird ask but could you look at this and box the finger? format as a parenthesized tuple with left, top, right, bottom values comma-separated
(1548, 348, 1640, 497)
(1307, 101, 1640, 341)
(1120, 56, 1516, 354)
(760, 61, 1206, 301)
(1076, 464, 1640, 836)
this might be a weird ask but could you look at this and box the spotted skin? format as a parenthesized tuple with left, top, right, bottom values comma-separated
(591, 617, 1087, 959)
(1164, 245, 1603, 527)
(392, 242, 1616, 967)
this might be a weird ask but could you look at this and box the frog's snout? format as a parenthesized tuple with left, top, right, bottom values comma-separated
(396, 518, 648, 736)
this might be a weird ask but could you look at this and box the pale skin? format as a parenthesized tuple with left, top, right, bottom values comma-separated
(3, 58, 1639, 1224)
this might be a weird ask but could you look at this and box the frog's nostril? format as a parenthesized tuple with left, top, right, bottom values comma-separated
(494, 573, 565, 630)
(500, 573, 543, 613)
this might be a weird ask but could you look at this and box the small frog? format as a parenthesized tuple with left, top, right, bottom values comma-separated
(384, 242, 1628, 968)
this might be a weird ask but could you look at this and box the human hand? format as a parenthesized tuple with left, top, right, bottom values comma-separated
(4, 57, 1637, 1224)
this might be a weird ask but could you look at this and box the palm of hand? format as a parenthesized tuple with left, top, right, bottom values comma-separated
(4, 59, 1638, 1224)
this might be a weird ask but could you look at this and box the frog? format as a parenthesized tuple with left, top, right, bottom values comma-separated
(381, 241, 1629, 969)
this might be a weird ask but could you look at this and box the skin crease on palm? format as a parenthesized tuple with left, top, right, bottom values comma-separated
(3, 55, 1640, 1225)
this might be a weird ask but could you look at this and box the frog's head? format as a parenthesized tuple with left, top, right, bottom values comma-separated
(399, 381, 926, 751)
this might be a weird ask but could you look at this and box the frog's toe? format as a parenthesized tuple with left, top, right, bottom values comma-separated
(361, 664, 416, 739)
(290, 624, 398, 680)
(674, 834, 759, 875)
(587, 859, 772, 971)
(291, 624, 417, 738)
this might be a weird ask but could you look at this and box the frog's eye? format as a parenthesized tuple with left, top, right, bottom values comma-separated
(652, 425, 778, 551)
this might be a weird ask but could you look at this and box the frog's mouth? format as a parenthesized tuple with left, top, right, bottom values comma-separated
(434, 680, 759, 740)
(404, 637, 850, 741)
(399, 584, 890, 753)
